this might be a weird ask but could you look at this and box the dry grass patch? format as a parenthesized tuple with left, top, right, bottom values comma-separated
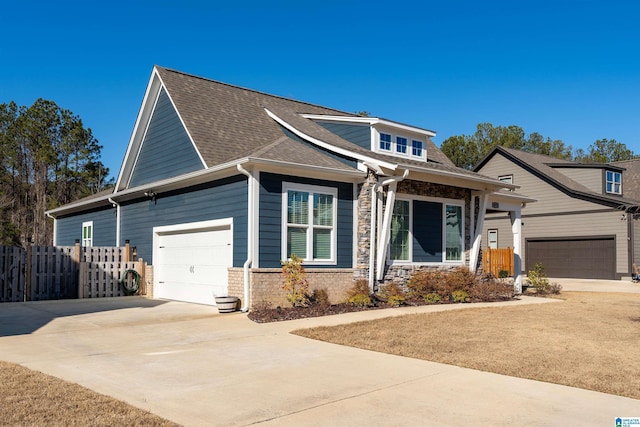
(0, 361, 178, 426)
(294, 292, 640, 399)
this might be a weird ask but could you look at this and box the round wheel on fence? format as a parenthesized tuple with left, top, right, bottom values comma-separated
(121, 269, 141, 295)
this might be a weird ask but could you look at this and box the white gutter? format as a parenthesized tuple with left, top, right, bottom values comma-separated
(236, 164, 255, 312)
(108, 197, 121, 246)
(375, 169, 409, 281)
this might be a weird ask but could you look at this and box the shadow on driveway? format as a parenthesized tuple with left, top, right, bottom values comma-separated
(0, 297, 171, 337)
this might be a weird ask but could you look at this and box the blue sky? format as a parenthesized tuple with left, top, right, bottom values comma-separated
(2, 0, 638, 178)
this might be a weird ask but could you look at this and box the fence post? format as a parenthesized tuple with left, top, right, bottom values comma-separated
(25, 245, 32, 301)
(137, 258, 146, 295)
(124, 240, 131, 262)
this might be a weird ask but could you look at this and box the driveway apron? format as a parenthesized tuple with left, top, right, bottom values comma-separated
(0, 295, 638, 426)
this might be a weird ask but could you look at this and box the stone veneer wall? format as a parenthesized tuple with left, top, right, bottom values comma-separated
(355, 170, 378, 283)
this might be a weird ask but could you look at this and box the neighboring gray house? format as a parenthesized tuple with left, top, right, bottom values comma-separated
(475, 146, 640, 280)
(47, 66, 523, 308)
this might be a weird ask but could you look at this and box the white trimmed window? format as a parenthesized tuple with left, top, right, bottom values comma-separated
(412, 140, 423, 157)
(82, 221, 93, 247)
(606, 170, 621, 194)
(396, 136, 408, 154)
(282, 183, 337, 264)
(498, 175, 513, 184)
(389, 196, 464, 263)
(488, 229, 498, 249)
(380, 133, 391, 151)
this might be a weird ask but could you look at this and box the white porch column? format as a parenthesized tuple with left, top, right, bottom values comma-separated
(469, 192, 489, 272)
(510, 209, 523, 294)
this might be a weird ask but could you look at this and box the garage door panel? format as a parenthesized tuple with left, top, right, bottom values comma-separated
(154, 223, 233, 305)
(526, 237, 615, 280)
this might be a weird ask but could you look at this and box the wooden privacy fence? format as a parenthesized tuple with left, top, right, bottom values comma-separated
(0, 243, 144, 303)
(482, 247, 514, 277)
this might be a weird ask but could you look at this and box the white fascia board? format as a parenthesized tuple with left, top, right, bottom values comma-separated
(265, 108, 397, 171)
(300, 114, 436, 137)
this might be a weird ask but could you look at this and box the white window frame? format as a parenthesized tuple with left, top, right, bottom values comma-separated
(281, 182, 338, 265)
(488, 229, 498, 249)
(498, 174, 513, 184)
(411, 139, 423, 157)
(82, 221, 93, 247)
(374, 130, 426, 160)
(606, 170, 622, 195)
(389, 195, 465, 265)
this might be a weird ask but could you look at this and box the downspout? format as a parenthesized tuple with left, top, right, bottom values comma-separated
(375, 169, 409, 281)
(108, 197, 121, 246)
(237, 164, 255, 312)
(45, 212, 56, 245)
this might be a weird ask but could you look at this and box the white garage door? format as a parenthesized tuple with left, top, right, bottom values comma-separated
(154, 220, 233, 305)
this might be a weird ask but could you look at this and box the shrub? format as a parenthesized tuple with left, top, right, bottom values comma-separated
(498, 269, 509, 278)
(526, 262, 562, 296)
(281, 255, 309, 307)
(406, 270, 445, 301)
(423, 293, 442, 304)
(346, 279, 372, 307)
(310, 288, 330, 308)
(469, 279, 514, 302)
(452, 289, 470, 303)
(446, 266, 477, 293)
(380, 282, 406, 307)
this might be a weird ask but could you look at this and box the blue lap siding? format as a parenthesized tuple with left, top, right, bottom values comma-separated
(120, 175, 248, 265)
(316, 122, 371, 150)
(56, 207, 117, 246)
(258, 172, 353, 268)
(128, 88, 204, 188)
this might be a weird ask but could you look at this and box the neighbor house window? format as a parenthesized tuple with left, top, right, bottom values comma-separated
(389, 197, 464, 263)
(82, 221, 93, 247)
(411, 140, 423, 157)
(396, 136, 407, 154)
(380, 133, 391, 151)
(606, 170, 621, 194)
(283, 183, 337, 263)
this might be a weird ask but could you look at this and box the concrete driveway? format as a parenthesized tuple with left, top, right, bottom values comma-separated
(1, 292, 638, 426)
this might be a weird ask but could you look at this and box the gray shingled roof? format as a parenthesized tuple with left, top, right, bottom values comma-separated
(478, 146, 639, 207)
(156, 67, 459, 174)
(612, 158, 640, 203)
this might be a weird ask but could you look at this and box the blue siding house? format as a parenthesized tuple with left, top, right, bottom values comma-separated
(48, 66, 524, 308)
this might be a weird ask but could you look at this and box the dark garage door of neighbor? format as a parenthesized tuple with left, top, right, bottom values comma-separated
(525, 237, 616, 279)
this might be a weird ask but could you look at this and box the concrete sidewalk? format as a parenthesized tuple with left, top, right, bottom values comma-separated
(0, 296, 638, 426)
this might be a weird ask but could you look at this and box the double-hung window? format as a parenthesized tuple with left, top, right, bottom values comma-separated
(82, 221, 93, 247)
(283, 183, 337, 264)
(389, 197, 464, 263)
(606, 170, 621, 194)
(396, 136, 407, 154)
(411, 140, 423, 157)
(380, 133, 391, 151)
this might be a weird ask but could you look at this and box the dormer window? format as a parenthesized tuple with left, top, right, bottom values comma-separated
(380, 133, 391, 151)
(412, 140, 423, 157)
(396, 137, 407, 154)
(606, 170, 621, 195)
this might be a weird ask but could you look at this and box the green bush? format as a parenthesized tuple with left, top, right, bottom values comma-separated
(498, 269, 509, 278)
(281, 255, 309, 307)
(423, 293, 442, 304)
(380, 282, 406, 307)
(346, 279, 372, 307)
(452, 289, 470, 303)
